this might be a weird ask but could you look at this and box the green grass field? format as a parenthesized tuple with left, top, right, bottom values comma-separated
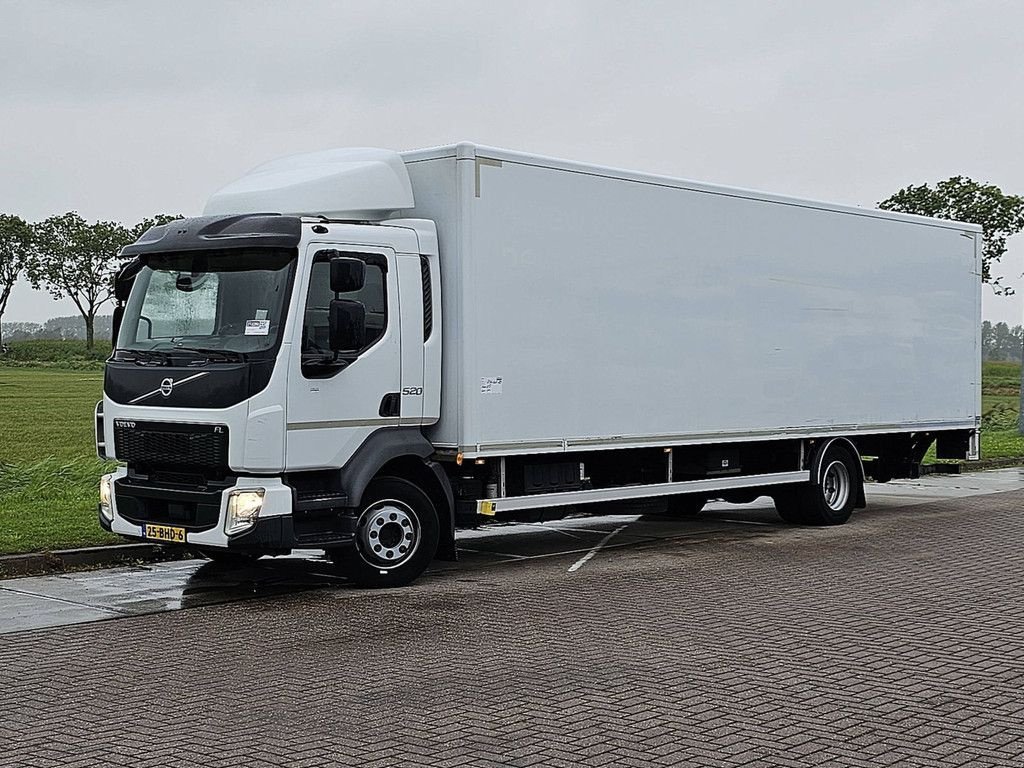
(1, 348, 1023, 555)
(0, 368, 119, 553)
(976, 360, 1024, 460)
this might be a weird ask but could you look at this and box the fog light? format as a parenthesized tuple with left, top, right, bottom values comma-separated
(225, 489, 264, 535)
(99, 474, 113, 522)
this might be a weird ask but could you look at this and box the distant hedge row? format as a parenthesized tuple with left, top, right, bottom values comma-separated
(0, 339, 110, 368)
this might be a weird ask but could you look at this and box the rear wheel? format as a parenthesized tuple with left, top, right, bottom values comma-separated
(772, 486, 807, 524)
(330, 477, 439, 588)
(774, 444, 860, 526)
(805, 447, 858, 525)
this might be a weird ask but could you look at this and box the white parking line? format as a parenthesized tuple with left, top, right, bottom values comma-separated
(0, 585, 125, 615)
(568, 524, 630, 573)
(713, 518, 775, 526)
(455, 547, 529, 561)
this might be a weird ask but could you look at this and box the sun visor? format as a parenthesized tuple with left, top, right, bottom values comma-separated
(203, 148, 415, 220)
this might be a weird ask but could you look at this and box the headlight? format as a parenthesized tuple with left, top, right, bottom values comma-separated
(99, 474, 113, 522)
(225, 489, 264, 535)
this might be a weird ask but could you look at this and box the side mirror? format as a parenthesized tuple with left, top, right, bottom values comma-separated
(329, 299, 366, 352)
(111, 305, 125, 346)
(114, 259, 142, 302)
(331, 257, 365, 293)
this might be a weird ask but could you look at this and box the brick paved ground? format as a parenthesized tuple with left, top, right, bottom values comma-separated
(2, 492, 1024, 767)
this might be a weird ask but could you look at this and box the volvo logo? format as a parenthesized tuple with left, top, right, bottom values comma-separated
(128, 372, 210, 405)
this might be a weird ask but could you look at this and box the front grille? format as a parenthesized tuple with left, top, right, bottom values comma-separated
(113, 420, 228, 467)
(150, 470, 208, 488)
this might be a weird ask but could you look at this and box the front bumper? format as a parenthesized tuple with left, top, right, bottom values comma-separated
(101, 467, 299, 553)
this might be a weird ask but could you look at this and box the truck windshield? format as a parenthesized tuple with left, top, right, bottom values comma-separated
(117, 248, 296, 357)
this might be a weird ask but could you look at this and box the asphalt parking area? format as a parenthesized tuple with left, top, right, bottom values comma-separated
(2, 472, 1024, 766)
(2, 470, 1022, 635)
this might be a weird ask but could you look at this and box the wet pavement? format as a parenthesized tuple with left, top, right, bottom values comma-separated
(3, 467, 1022, 635)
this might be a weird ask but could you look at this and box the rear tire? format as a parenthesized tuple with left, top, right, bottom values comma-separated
(802, 445, 859, 525)
(772, 486, 807, 524)
(774, 445, 860, 526)
(330, 477, 439, 588)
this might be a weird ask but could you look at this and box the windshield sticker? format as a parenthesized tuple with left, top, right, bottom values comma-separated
(481, 376, 503, 395)
(245, 319, 271, 336)
(255, 309, 269, 320)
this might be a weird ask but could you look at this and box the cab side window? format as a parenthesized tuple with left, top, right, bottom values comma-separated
(301, 252, 387, 356)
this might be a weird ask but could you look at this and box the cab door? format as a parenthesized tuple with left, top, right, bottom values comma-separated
(396, 253, 425, 425)
(286, 243, 403, 470)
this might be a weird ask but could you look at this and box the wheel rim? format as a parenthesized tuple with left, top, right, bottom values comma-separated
(822, 460, 851, 511)
(355, 498, 421, 569)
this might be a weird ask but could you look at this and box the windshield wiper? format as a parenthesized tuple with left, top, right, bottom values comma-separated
(117, 349, 173, 365)
(175, 346, 245, 363)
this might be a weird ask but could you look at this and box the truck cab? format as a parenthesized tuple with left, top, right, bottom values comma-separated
(98, 150, 450, 587)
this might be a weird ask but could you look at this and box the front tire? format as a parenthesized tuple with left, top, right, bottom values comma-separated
(330, 477, 439, 588)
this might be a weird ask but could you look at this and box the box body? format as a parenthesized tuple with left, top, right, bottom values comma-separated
(402, 145, 981, 456)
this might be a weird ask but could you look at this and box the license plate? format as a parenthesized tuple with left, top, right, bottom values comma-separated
(143, 524, 186, 543)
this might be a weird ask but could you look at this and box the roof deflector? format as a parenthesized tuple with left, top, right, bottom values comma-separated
(203, 148, 415, 220)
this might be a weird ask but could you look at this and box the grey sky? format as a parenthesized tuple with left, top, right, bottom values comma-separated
(2, 0, 1022, 324)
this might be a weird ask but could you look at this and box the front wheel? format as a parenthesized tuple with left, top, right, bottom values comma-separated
(330, 477, 439, 588)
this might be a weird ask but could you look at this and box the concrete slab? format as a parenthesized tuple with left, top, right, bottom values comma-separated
(0, 585, 121, 632)
(0, 557, 353, 633)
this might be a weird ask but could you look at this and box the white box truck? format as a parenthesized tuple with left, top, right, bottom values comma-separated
(97, 143, 981, 586)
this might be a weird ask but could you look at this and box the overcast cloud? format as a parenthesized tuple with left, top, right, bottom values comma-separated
(2, 0, 1022, 324)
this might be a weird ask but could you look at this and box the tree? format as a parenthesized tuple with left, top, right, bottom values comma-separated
(130, 214, 184, 242)
(982, 320, 993, 359)
(25, 213, 133, 350)
(878, 177, 1024, 295)
(991, 321, 1012, 361)
(24, 213, 183, 350)
(980, 321, 1023, 362)
(0, 214, 36, 349)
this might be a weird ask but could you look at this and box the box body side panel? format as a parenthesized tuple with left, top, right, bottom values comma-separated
(456, 159, 978, 453)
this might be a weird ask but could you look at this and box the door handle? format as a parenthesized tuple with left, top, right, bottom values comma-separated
(379, 393, 401, 417)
